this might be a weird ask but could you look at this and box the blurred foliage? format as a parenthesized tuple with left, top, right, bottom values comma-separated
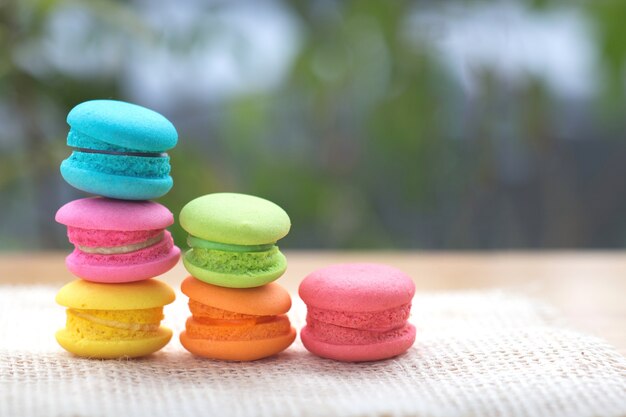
(1, 0, 626, 250)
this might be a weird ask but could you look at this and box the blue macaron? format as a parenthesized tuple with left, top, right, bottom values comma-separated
(60, 100, 178, 200)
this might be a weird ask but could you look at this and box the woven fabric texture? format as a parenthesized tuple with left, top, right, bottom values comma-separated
(1, 285, 625, 417)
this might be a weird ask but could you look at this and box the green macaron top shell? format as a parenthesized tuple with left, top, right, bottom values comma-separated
(180, 193, 291, 246)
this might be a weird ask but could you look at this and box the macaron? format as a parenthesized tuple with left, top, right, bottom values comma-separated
(179, 276, 296, 361)
(179, 193, 291, 288)
(55, 279, 175, 359)
(55, 197, 180, 283)
(299, 263, 416, 362)
(60, 100, 178, 200)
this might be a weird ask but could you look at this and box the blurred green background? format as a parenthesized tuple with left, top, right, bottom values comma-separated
(1, 0, 626, 250)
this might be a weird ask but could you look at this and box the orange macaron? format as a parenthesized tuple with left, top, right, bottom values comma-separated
(180, 276, 296, 361)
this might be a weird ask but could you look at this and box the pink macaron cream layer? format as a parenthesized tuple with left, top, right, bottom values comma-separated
(305, 319, 414, 345)
(306, 303, 411, 331)
(68, 230, 174, 264)
(299, 263, 416, 362)
(67, 227, 163, 248)
(56, 197, 180, 283)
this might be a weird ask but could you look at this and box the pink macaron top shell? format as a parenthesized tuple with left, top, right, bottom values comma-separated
(55, 197, 174, 231)
(299, 263, 415, 312)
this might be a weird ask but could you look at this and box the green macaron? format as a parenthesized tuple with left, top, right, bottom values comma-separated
(179, 193, 291, 288)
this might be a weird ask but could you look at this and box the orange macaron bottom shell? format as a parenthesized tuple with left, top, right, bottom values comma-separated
(182, 299, 296, 361)
(180, 327, 296, 361)
(300, 323, 416, 362)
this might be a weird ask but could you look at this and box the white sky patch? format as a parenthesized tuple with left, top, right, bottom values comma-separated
(408, 3, 597, 98)
(38, 7, 127, 79)
(122, 0, 302, 106)
(27, 1, 595, 105)
(31, 0, 300, 108)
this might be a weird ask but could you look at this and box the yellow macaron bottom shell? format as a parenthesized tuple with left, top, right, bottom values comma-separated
(56, 307, 171, 358)
(56, 327, 172, 359)
(180, 327, 296, 361)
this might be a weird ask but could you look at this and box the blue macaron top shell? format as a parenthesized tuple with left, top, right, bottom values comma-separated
(67, 100, 178, 151)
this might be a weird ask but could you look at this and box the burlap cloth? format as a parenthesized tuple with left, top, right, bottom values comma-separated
(0, 285, 624, 417)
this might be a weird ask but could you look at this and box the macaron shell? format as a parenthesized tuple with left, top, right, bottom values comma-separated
(66, 244, 180, 283)
(61, 162, 173, 200)
(180, 327, 296, 361)
(183, 250, 286, 289)
(299, 263, 415, 312)
(67, 100, 178, 151)
(179, 193, 291, 246)
(56, 327, 172, 359)
(300, 324, 416, 362)
(56, 279, 175, 310)
(181, 277, 291, 316)
(56, 197, 174, 231)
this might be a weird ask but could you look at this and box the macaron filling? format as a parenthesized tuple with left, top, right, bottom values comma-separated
(65, 130, 171, 179)
(66, 307, 164, 340)
(76, 232, 164, 255)
(64, 151, 170, 179)
(188, 299, 270, 320)
(184, 241, 284, 275)
(305, 318, 414, 345)
(68, 228, 166, 255)
(187, 236, 274, 253)
(307, 304, 411, 331)
(75, 148, 167, 158)
(70, 231, 175, 265)
(186, 301, 291, 341)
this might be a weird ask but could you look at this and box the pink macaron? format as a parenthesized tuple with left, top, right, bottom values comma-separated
(299, 263, 416, 362)
(56, 197, 180, 283)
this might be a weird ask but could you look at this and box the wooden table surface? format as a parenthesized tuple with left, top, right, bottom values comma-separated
(1, 251, 624, 355)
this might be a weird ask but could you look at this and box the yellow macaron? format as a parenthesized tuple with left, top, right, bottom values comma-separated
(55, 279, 175, 359)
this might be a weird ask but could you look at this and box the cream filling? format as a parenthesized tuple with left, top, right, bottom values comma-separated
(75, 148, 168, 158)
(70, 310, 160, 332)
(77, 231, 164, 254)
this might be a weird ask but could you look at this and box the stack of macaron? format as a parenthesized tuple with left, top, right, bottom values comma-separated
(54, 100, 180, 359)
(178, 193, 296, 361)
